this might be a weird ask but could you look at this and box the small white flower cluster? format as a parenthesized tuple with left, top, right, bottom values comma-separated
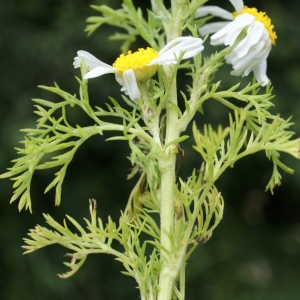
(74, 0, 275, 101)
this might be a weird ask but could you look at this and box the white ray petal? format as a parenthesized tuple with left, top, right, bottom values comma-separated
(115, 74, 124, 87)
(74, 50, 112, 70)
(229, 0, 244, 12)
(122, 69, 141, 102)
(233, 21, 265, 58)
(198, 22, 231, 37)
(243, 47, 271, 76)
(253, 59, 269, 86)
(195, 6, 233, 20)
(229, 41, 265, 71)
(149, 37, 203, 65)
(228, 41, 270, 78)
(84, 65, 117, 79)
(115, 74, 128, 95)
(211, 13, 255, 46)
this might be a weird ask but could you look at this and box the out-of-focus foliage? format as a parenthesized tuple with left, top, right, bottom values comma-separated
(1, 0, 300, 299)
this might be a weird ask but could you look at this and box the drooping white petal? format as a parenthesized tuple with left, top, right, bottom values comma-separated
(229, 0, 244, 12)
(115, 74, 129, 95)
(211, 13, 255, 46)
(195, 6, 233, 20)
(253, 59, 269, 86)
(73, 57, 82, 68)
(122, 69, 141, 102)
(148, 37, 203, 66)
(74, 50, 112, 70)
(243, 46, 271, 76)
(198, 21, 231, 37)
(115, 74, 124, 88)
(228, 41, 266, 74)
(232, 21, 265, 58)
(84, 65, 117, 79)
(228, 40, 271, 81)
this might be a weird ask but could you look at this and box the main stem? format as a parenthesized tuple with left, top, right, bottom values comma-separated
(157, 69, 179, 300)
(155, 1, 185, 298)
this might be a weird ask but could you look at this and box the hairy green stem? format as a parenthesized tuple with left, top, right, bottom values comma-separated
(156, 1, 187, 297)
(158, 67, 179, 300)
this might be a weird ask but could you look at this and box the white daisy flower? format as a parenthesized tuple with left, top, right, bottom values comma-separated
(74, 37, 204, 102)
(195, 0, 277, 86)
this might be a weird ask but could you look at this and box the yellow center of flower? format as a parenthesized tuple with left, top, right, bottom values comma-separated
(233, 6, 277, 45)
(113, 48, 159, 71)
(112, 47, 159, 81)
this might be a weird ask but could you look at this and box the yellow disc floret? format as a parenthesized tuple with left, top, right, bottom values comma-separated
(113, 48, 159, 71)
(113, 48, 159, 81)
(233, 6, 277, 45)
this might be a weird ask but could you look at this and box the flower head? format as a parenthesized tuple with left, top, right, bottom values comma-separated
(74, 37, 204, 102)
(195, 0, 277, 86)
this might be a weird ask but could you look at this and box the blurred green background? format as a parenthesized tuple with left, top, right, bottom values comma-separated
(1, 0, 300, 299)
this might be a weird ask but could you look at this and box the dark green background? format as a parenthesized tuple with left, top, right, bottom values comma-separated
(1, 0, 300, 299)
